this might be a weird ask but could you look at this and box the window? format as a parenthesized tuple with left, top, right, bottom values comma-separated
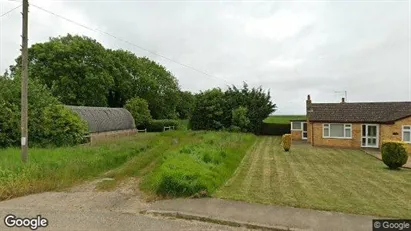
(403, 126, 411, 143)
(291, 122, 302, 130)
(323, 123, 352, 138)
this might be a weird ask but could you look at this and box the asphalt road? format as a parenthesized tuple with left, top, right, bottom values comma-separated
(0, 207, 241, 231)
(0, 180, 247, 231)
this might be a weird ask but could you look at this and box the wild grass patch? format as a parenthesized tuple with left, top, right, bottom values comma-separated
(0, 134, 159, 200)
(141, 132, 256, 197)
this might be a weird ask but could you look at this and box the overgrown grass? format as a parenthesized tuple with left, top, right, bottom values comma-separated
(0, 131, 256, 201)
(0, 133, 161, 200)
(263, 115, 306, 124)
(141, 132, 256, 197)
(216, 136, 411, 218)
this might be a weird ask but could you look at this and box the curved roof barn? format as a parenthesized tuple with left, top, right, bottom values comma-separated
(66, 106, 136, 133)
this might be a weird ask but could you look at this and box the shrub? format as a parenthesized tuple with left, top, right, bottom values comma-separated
(124, 97, 152, 128)
(41, 105, 88, 146)
(147, 119, 179, 132)
(231, 106, 250, 132)
(381, 141, 408, 169)
(189, 83, 276, 133)
(282, 134, 292, 152)
(0, 77, 87, 147)
(190, 89, 226, 131)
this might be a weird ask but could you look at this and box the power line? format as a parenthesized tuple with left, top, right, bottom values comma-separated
(0, 4, 21, 17)
(30, 3, 233, 85)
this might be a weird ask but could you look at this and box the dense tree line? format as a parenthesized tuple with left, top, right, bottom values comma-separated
(190, 83, 276, 133)
(1, 34, 276, 149)
(8, 34, 182, 119)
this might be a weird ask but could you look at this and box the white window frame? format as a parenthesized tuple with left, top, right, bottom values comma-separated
(402, 125, 411, 143)
(291, 121, 303, 131)
(322, 123, 352, 139)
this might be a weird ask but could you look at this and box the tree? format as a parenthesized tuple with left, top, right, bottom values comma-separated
(0, 76, 87, 147)
(231, 106, 250, 132)
(124, 97, 152, 128)
(8, 35, 182, 119)
(224, 83, 276, 133)
(189, 88, 226, 130)
(176, 91, 196, 119)
(189, 83, 276, 133)
(9, 34, 114, 107)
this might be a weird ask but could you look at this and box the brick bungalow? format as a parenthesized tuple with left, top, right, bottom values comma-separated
(291, 95, 411, 153)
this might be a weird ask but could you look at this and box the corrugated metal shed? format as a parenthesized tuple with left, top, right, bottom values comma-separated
(66, 106, 135, 133)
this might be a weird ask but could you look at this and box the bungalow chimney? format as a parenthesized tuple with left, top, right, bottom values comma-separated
(306, 94, 312, 113)
(341, 97, 345, 103)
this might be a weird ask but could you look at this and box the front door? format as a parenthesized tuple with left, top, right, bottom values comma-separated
(302, 122, 308, 140)
(361, 124, 379, 148)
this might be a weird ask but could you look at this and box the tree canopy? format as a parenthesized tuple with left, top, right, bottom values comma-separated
(8, 34, 180, 119)
(189, 83, 276, 133)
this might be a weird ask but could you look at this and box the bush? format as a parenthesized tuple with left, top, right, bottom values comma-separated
(190, 89, 226, 131)
(231, 106, 250, 132)
(41, 105, 88, 146)
(147, 119, 179, 132)
(124, 97, 152, 128)
(0, 77, 88, 147)
(282, 134, 292, 152)
(189, 83, 276, 133)
(381, 141, 408, 169)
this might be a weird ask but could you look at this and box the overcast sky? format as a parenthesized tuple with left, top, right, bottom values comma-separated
(0, 0, 410, 114)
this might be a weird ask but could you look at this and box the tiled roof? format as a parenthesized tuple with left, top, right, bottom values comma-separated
(308, 102, 411, 123)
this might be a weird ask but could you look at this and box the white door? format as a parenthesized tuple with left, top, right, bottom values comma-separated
(361, 124, 379, 148)
(302, 122, 308, 140)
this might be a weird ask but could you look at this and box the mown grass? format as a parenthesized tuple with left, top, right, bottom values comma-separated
(141, 132, 256, 197)
(263, 115, 306, 124)
(0, 133, 162, 201)
(215, 136, 411, 218)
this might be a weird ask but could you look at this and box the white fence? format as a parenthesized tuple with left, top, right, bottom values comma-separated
(163, 126, 175, 132)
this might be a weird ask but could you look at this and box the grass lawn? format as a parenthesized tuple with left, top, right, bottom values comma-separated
(215, 136, 411, 218)
(264, 115, 306, 124)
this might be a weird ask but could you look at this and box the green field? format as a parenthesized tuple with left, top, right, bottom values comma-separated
(263, 115, 306, 124)
(215, 136, 411, 218)
(0, 131, 255, 200)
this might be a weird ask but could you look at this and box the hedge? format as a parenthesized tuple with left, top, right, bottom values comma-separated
(146, 119, 179, 132)
(259, 123, 290, 136)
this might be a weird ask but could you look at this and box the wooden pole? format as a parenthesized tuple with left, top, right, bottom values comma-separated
(21, 0, 29, 163)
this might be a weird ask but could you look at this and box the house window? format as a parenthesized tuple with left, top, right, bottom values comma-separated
(291, 122, 302, 130)
(403, 126, 411, 143)
(323, 123, 352, 138)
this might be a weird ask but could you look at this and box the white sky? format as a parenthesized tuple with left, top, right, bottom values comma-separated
(0, 0, 410, 114)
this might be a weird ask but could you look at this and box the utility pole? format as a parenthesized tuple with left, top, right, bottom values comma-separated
(21, 0, 29, 163)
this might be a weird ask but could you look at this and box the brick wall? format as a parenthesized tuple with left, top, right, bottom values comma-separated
(310, 122, 362, 148)
(380, 116, 411, 153)
(291, 130, 302, 140)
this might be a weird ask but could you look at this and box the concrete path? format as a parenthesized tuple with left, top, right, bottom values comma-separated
(147, 198, 381, 231)
(363, 149, 411, 168)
